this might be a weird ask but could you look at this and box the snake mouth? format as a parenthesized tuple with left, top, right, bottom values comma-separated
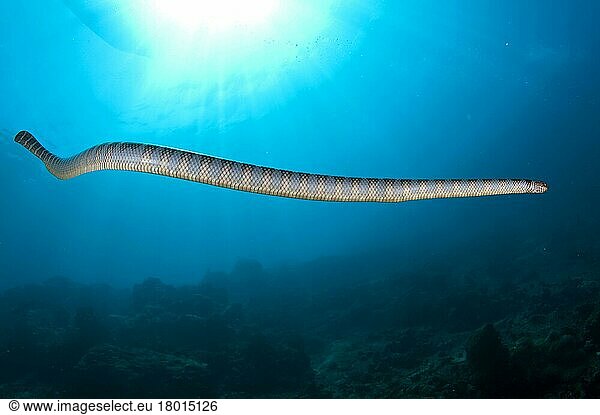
(532, 180, 548, 194)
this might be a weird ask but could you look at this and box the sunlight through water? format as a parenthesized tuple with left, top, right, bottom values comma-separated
(148, 0, 280, 35)
(64, 0, 379, 131)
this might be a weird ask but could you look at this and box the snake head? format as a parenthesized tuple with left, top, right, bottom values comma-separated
(531, 180, 548, 194)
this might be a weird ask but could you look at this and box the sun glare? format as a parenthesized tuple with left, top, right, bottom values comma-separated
(94, 0, 377, 130)
(149, 0, 280, 34)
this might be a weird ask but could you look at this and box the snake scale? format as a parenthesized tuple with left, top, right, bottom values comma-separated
(15, 130, 547, 202)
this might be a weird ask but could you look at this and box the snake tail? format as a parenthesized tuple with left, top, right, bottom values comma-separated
(15, 130, 548, 203)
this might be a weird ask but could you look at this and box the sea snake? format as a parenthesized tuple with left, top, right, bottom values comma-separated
(14, 130, 547, 202)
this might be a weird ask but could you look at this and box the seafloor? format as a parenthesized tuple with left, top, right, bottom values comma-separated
(1, 243, 599, 398)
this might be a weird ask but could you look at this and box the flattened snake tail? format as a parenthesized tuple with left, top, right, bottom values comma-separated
(14, 130, 548, 202)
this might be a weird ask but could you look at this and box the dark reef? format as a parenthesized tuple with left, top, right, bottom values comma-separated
(1, 255, 600, 398)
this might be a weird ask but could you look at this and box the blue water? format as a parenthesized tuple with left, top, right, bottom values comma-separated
(0, 0, 599, 398)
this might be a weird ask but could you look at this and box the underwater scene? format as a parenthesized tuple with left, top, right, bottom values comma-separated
(0, 0, 599, 399)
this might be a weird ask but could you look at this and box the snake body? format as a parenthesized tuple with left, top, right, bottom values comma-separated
(14, 130, 547, 202)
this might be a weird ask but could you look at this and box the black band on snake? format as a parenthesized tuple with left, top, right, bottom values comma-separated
(14, 130, 548, 203)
